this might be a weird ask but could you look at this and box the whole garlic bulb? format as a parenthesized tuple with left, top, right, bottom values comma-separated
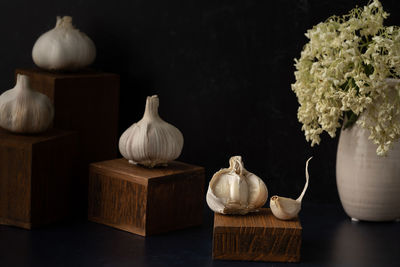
(206, 156, 268, 215)
(0, 74, 54, 133)
(119, 95, 184, 168)
(32, 16, 96, 71)
(270, 157, 312, 220)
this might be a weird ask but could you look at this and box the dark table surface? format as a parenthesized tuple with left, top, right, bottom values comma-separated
(1, 203, 399, 267)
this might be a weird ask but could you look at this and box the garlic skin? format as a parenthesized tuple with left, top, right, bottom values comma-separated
(270, 157, 312, 220)
(0, 74, 54, 133)
(119, 95, 184, 168)
(32, 16, 96, 71)
(206, 156, 268, 215)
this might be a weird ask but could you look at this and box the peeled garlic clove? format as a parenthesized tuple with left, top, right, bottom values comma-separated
(0, 74, 54, 133)
(119, 95, 184, 168)
(270, 157, 312, 220)
(206, 156, 268, 215)
(32, 16, 96, 71)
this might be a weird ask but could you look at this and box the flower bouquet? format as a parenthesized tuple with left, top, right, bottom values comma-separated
(292, 0, 400, 155)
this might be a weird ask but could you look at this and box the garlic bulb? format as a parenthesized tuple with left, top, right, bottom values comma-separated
(270, 157, 312, 220)
(32, 16, 96, 71)
(206, 156, 268, 215)
(0, 74, 54, 133)
(119, 95, 184, 168)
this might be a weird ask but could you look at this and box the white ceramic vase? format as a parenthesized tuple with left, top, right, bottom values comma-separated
(336, 123, 400, 221)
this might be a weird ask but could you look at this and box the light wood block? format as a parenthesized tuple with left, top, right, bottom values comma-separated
(16, 68, 120, 215)
(0, 129, 77, 229)
(88, 158, 205, 236)
(213, 208, 302, 262)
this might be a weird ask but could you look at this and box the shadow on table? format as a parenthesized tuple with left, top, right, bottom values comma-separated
(301, 203, 400, 266)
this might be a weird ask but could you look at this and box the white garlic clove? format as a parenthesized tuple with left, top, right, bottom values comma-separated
(246, 171, 269, 209)
(32, 16, 96, 71)
(206, 156, 268, 215)
(119, 95, 184, 168)
(270, 196, 301, 220)
(0, 74, 54, 133)
(270, 157, 312, 220)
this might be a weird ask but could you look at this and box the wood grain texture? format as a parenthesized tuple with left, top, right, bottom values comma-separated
(0, 129, 77, 229)
(88, 170, 147, 236)
(88, 158, 205, 236)
(16, 68, 120, 216)
(213, 208, 302, 262)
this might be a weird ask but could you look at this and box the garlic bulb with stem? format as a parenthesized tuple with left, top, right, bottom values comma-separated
(206, 156, 268, 215)
(270, 157, 312, 220)
(32, 16, 96, 71)
(119, 95, 184, 168)
(0, 74, 54, 133)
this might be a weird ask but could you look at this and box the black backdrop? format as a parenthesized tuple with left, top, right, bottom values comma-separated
(1, 0, 399, 204)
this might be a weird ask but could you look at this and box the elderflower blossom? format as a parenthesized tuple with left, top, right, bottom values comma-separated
(292, 0, 400, 155)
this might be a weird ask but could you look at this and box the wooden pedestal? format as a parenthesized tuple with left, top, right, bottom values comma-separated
(16, 68, 119, 162)
(213, 208, 302, 262)
(0, 129, 77, 229)
(88, 158, 205, 236)
(16, 68, 120, 215)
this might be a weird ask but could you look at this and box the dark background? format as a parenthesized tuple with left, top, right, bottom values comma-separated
(1, 0, 399, 204)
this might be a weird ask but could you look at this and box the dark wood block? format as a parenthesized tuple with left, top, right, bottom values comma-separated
(88, 158, 205, 236)
(0, 129, 77, 229)
(213, 208, 302, 262)
(15, 68, 119, 163)
(16, 68, 120, 215)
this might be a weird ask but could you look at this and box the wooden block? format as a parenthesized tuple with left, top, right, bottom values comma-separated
(16, 68, 119, 214)
(0, 129, 77, 229)
(15, 68, 119, 163)
(88, 158, 205, 236)
(213, 208, 302, 262)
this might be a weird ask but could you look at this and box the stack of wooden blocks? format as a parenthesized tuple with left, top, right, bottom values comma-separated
(0, 69, 119, 228)
(0, 68, 206, 237)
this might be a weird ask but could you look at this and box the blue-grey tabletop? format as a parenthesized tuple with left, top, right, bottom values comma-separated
(1, 203, 399, 267)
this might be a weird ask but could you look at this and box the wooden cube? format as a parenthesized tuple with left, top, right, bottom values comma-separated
(88, 158, 205, 236)
(0, 129, 77, 229)
(15, 68, 119, 163)
(213, 208, 302, 262)
(16, 68, 120, 214)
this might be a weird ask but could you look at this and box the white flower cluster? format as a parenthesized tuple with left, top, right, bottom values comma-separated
(292, 0, 400, 155)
